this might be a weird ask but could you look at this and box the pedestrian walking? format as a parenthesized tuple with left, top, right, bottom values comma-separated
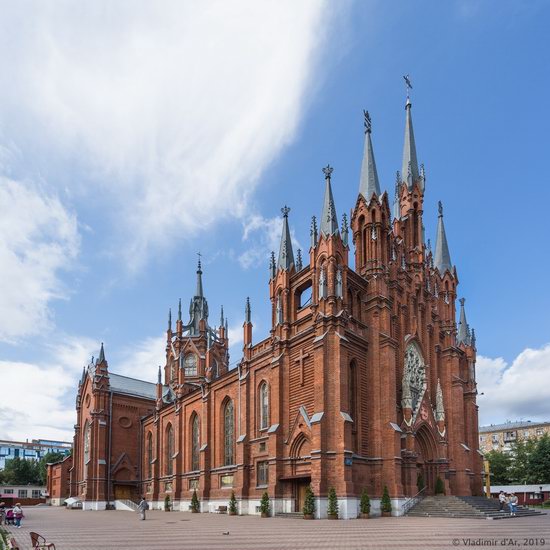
(509, 493, 518, 516)
(498, 491, 506, 511)
(13, 503, 24, 528)
(138, 496, 149, 520)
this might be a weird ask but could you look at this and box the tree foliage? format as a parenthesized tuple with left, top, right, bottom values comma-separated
(1, 457, 41, 485)
(327, 487, 338, 517)
(486, 435, 550, 485)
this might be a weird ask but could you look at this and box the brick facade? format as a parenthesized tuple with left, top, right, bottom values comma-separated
(62, 98, 482, 517)
(46, 455, 72, 505)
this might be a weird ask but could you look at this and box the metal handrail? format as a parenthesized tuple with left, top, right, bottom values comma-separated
(402, 486, 427, 515)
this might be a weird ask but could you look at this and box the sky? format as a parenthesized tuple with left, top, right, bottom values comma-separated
(0, 0, 549, 442)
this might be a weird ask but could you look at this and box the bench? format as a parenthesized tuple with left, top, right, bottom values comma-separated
(215, 505, 228, 514)
(30, 531, 56, 549)
(7, 537, 19, 550)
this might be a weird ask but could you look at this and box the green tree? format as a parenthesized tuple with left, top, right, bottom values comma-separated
(1, 457, 41, 485)
(509, 438, 537, 483)
(38, 452, 66, 485)
(228, 490, 237, 514)
(327, 487, 338, 517)
(528, 434, 550, 484)
(190, 489, 200, 512)
(302, 485, 315, 517)
(380, 485, 392, 513)
(485, 450, 513, 485)
(259, 491, 270, 517)
(359, 489, 370, 515)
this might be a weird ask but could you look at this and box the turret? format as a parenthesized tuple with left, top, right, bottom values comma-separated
(243, 297, 253, 358)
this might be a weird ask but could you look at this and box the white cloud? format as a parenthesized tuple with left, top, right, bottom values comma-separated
(238, 213, 302, 269)
(0, 335, 97, 441)
(116, 335, 166, 383)
(0, 177, 80, 343)
(0, 1, 331, 268)
(477, 343, 550, 425)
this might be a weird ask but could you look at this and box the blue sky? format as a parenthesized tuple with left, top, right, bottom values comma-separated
(1, 0, 549, 440)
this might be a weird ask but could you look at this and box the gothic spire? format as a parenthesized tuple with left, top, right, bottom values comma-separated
(277, 206, 295, 271)
(178, 298, 182, 321)
(168, 308, 172, 331)
(319, 165, 339, 237)
(359, 110, 381, 200)
(434, 201, 452, 274)
(98, 342, 105, 363)
(457, 298, 471, 345)
(195, 256, 204, 298)
(402, 96, 419, 189)
(310, 216, 318, 248)
(341, 213, 349, 247)
(157, 365, 162, 385)
(435, 378, 445, 422)
(269, 251, 276, 279)
(296, 249, 303, 271)
(245, 297, 251, 324)
(393, 171, 401, 220)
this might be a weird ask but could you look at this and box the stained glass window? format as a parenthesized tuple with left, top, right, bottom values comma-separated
(191, 414, 200, 471)
(224, 400, 234, 466)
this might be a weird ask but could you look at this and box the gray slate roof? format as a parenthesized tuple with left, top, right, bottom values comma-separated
(320, 177, 339, 237)
(434, 202, 452, 273)
(402, 98, 419, 187)
(109, 373, 158, 400)
(479, 420, 550, 433)
(277, 207, 295, 271)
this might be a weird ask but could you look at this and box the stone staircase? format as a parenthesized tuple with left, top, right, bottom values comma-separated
(407, 495, 544, 520)
(274, 512, 304, 519)
(115, 499, 139, 511)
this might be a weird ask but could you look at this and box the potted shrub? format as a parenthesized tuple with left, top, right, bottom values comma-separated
(190, 489, 200, 513)
(303, 485, 315, 519)
(164, 495, 171, 512)
(381, 485, 392, 517)
(359, 489, 370, 519)
(435, 477, 445, 495)
(327, 487, 338, 519)
(228, 491, 238, 516)
(259, 491, 270, 518)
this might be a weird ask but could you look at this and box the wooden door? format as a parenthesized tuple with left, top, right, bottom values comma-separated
(114, 485, 132, 500)
(296, 482, 308, 512)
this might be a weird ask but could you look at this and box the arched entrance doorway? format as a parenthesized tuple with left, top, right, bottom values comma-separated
(415, 424, 438, 495)
(284, 433, 311, 512)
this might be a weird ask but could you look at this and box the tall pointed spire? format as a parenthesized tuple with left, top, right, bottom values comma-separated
(457, 298, 471, 345)
(435, 378, 445, 422)
(269, 251, 276, 279)
(359, 110, 381, 200)
(220, 305, 224, 328)
(401, 94, 419, 189)
(341, 213, 349, 247)
(168, 308, 172, 331)
(310, 216, 318, 248)
(195, 255, 204, 298)
(296, 249, 303, 271)
(245, 297, 251, 324)
(157, 365, 162, 384)
(277, 206, 295, 271)
(320, 165, 339, 237)
(98, 342, 105, 363)
(178, 299, 182, 321)
(434, 201, 452, 274)
(393, 171, 401, 220)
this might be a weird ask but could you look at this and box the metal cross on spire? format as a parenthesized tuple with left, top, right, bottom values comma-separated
(281, 205, 290, 218)
(322, 164, 333, 180)
(363, 110, 372, 134)
(403, 74, 413, 98)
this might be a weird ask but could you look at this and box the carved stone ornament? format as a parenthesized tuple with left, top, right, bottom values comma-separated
(404, 343, 426, 412)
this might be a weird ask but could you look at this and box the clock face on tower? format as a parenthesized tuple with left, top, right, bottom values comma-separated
(404, 343, 426, 412)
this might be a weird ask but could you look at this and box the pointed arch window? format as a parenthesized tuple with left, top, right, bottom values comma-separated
(147, 432, 153, 479)
(191, 414, 200, 471)
(83, 420, 91, 479)
(165, 424, 174, 476)
(223, 399, 235, 466)
(259, 382, 269, 430)
(184, 354, 197, 376)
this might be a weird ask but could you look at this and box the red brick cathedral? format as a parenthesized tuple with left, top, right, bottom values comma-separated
(67, 96, 482, 517)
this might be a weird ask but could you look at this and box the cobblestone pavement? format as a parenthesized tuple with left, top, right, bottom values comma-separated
(5, 507, 550, 550)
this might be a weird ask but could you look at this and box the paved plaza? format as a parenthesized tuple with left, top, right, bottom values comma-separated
(4, 507, 550, 550)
